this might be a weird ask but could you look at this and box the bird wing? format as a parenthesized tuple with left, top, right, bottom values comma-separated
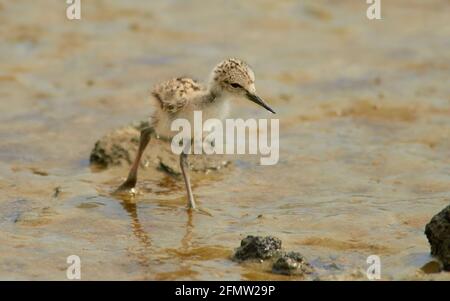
(151, 77, 204, 113)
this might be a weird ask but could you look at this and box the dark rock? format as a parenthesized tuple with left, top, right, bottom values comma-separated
(90, 124, 142, 168)
(420, 260, 442, 274)
(233, 236, 314, 277)
(53, 186, 62, 198)
(90, 120, 230, 174)
(272, 251, 314, 276)
(233, 235, 282, 261)
(425, 204, 450, 271)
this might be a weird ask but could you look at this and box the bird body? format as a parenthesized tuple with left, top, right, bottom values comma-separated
(150, 77, 230, 139)
(116, 58, 275, 209)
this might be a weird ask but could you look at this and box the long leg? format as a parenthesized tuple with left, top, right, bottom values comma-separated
(180, 153, 196, 209)
(116, 127, 154, 192)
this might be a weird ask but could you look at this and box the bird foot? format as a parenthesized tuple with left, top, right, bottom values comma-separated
(114, 178, 138, 196)
(187, 206, 213, 217)
(116, 176, 136, 189)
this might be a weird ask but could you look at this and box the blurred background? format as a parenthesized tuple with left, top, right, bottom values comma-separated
(0, 0, 449, 280)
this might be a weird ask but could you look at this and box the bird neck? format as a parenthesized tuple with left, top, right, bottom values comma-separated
(206, 80, 231, 106)
(205, 89, 230, 107)
(205, 87, 218, 102)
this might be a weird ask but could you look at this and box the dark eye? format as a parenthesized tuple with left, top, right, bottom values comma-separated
(230, 83, 242, 88)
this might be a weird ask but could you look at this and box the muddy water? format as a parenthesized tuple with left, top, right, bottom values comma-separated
(0, 0, 449, 280)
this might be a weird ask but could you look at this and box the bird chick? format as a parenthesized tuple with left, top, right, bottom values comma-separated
(116, 58, 275, 209)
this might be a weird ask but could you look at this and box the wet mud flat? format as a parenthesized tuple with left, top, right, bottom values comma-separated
(0, 0, 449, 280)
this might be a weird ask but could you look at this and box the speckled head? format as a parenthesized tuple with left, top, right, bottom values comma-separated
(209, 58, 275, 114)
(210, 58, 255, 93)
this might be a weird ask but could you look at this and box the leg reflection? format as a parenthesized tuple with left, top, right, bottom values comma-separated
(120, 200, 152, 268)
(181, 209, 194, 250)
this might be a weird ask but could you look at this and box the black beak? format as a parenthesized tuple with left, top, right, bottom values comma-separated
(245, 91, 276, 114)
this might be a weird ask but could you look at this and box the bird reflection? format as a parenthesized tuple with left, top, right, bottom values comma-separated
(181, 209, 194, 250)
(111, 172, 219, 279)
(121, 200, 151, 248)
(120, 199, 152, 269)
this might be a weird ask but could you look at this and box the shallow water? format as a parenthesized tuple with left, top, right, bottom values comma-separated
(0, 0, 449, 280)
